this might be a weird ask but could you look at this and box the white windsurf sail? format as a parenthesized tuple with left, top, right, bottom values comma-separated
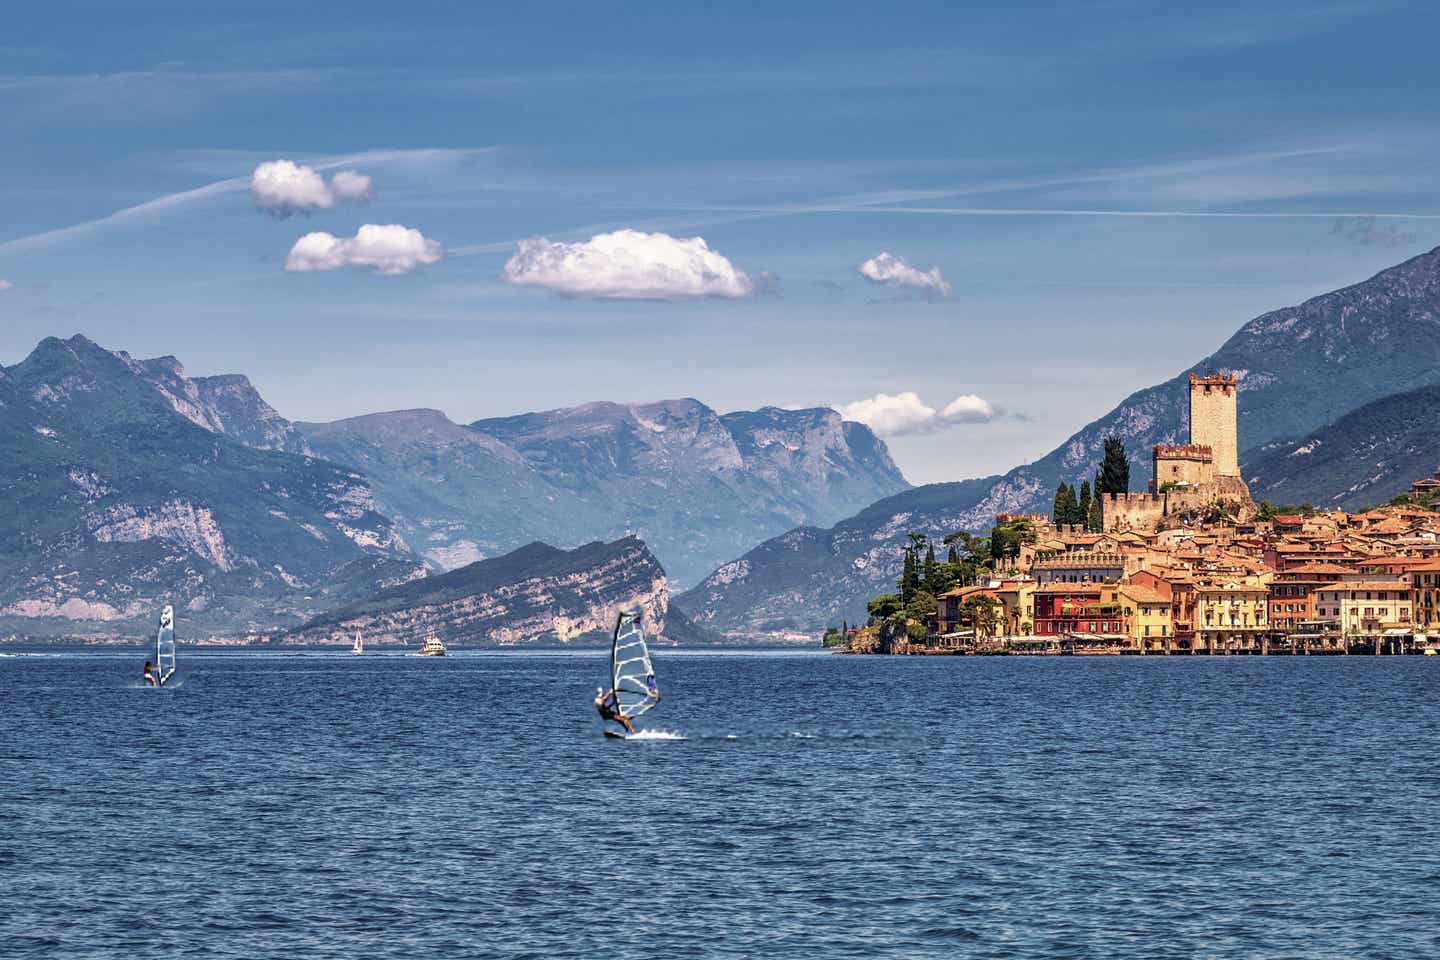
(352, 632, 364, 654)
(611, 612, 659, 719)
(154, 604, 177, 687)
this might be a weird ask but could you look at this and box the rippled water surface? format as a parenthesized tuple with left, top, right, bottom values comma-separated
(3, 651, 1438, 959)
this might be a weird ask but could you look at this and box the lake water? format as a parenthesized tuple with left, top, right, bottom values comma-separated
(2, 651, 1437, 959)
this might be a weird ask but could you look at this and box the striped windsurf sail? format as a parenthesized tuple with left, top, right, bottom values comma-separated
(154, 605, 177, 686)
(611, 612, 659, 719)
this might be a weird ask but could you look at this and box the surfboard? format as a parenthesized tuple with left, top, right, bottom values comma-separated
(603, 729, 629, 739)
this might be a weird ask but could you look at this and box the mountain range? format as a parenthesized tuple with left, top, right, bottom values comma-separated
(1245, 383, 1440, 510)
(0, 334, 903, 637)
(679, 245, 1440, 634)
(0, 335, 422, 634)
(301, 399, 907, 586)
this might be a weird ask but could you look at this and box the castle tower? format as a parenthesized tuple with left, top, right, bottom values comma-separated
(1188, 373, 1238, 477)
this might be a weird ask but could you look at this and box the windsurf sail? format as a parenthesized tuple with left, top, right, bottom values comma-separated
(154, 604, 177, 687)
(611, 612, 660, 719)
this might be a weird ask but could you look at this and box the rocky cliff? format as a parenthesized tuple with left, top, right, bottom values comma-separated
(679, 244, 1440, 634)
(288, 536, 712, 646)
(0, 335, 423, 636)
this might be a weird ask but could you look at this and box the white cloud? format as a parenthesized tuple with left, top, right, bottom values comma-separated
(251, 160, 374, 216)
(940, 394, 995, 423)
(284, 224, 442, 276)
(502, 229, 756, 300)
(0, 279, 12, 292)
(837, 391, 996, 437)
(857, 252, 952, 298)
(329, 169, 374, 202)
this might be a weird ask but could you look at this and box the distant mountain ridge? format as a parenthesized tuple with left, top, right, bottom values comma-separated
(0, 335, 421, 635)
(679, 244, 1440, 634)
(1244, 384, 1440, 510)
(297, 397, 908, 585)
(0, 333, 906, 638)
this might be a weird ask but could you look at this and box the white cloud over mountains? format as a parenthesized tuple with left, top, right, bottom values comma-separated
(251, 160, 374, 217)
(856, 251, 952, 298)
(285, 224, 442, 276)
(502, 229, 756, 299)
(837, 391, 996, 437)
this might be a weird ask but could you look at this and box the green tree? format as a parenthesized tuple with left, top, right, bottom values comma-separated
(923, 544, 941, 595)
(1054, 483, 1077, 529)
(960, 595, 1000, 638)
(867, 593, 902, 622)
(1078, 480, 1092, 524)
(1098, 435, 1131, 495)
(1086, 489, 1104, 532)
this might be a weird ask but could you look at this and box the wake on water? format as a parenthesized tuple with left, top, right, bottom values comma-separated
(622, 728, 687, 741)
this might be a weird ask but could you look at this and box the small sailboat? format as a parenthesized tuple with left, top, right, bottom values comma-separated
(602, 612, 660, 738)
(150, 604, 178, 687)
(416, 634, 447, 656)
(351, 632, 364, 655)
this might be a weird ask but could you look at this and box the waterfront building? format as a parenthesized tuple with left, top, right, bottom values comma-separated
(1032, 583, 1121, 637)
(1196, 579, 1270, 652)
(1314, 579, 1414, 637)
(1268, 562, 1356, 631)
(1117, 580, 1174, 652)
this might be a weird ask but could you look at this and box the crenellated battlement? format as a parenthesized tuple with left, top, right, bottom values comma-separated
(1104, 492, 1160, 506)
(1189, 372, 1236, 394)
(1154, 443, 1213, 462)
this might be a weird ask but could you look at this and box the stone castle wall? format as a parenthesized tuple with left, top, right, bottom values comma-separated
(1153, 443, 1216, 489)
(1103, 492, 1165, 533)
(1188, 374, 1238, 477)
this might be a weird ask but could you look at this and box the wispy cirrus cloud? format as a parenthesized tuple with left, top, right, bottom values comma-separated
(0, 148, 489, 254)
(1330, 215, 1417, 249)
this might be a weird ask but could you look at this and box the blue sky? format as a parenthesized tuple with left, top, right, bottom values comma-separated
(3, 1, 1440, 483)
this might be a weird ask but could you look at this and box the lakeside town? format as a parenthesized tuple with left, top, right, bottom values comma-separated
(835, 374, 1440, 656)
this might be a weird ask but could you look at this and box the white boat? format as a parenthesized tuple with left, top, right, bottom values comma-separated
(416, 635, 447, 657)
(351, 632, 364, 655)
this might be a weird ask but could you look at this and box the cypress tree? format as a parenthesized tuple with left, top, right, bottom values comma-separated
(1099, 435, 1131, 495)
(1078, 480, 1092, 524)
(899, 548, 915, 601)
(1087, 490, 1104, 532)
(1052, 482, 1069, 525)
(948, 545, 960, 565)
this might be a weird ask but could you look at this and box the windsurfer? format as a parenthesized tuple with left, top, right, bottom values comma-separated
(594, 687, 635, 735)
(143, 660, 157, 687)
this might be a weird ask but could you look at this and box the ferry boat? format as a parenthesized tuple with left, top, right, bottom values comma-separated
(416, 635, 447, 657)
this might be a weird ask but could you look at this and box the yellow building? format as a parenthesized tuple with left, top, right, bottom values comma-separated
(993, 579, 1036, 636)
(1196, 579, 1269, 652)
(1117, 582, 1174, 652)
(1314, 579, 1413, 637)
